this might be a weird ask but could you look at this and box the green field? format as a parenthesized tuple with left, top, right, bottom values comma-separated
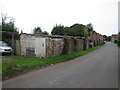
(2, 45, 103, 76)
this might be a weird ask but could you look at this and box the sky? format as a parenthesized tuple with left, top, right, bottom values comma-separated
(0, 0, 119, 36)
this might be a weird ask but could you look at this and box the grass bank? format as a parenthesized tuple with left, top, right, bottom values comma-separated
(2, 45, 103, 77)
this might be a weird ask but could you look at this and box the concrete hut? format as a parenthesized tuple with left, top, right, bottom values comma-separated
(74, 37, 84, 51)
(19, 34, 65, 58)
(16, 33, 105, 58)
(62, 36, 75, 54)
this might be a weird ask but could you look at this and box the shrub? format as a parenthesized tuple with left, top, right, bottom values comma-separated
(117, 39, 120, 46)
(114, 40, 117, 44)
(114, 39, 120, 47)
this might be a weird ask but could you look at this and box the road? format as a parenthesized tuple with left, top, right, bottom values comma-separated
(3, 42, 118, 88)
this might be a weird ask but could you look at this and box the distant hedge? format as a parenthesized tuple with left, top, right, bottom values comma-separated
(117, 39, 120, 46)
(114, 39, 120, 47)
(114, 40, 116, 43)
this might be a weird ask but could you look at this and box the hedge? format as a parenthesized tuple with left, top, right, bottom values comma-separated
(114, 39, 120, 46)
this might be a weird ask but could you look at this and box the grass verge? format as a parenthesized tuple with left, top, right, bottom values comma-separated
(2, 45, 103, 77)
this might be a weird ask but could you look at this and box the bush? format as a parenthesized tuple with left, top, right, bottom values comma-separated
(114, 39, 120, 47)
(117, 39, 120, 46)
(114, 40, 117, 44)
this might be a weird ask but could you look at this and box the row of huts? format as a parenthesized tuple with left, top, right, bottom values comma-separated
(16, 32, 105, 58)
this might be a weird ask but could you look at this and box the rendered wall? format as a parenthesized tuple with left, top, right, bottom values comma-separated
(83, 39, 89, 50)
(19, 33, 104, 58)
(20, 34, 35, 56)
(46, 38, 64, 57)
(35, 38, 46, 58)
(62, 38, 75, 54)
(74, 38, 83, 51)
(15, 40, 21, 56)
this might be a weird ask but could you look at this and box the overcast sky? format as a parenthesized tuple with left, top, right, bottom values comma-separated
(1, 0, 119, 36)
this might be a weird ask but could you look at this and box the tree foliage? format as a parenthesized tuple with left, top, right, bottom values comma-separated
(103, 35, 111, 41)
(63, 27, 70, 35)
(103, 35, 108, 41)
(87, 23, 93, 32)
(32, 26, 49, 35)
(69, 24, 85, 37)
(107, 36, 111, 41)
(51, 24, 65, 35)
(1, 13, 19, 46)
(84, 31, 89, 38)
(51, 24, 85, 37)
(33, 27, 42, 34)
(42, 31, 49, 35)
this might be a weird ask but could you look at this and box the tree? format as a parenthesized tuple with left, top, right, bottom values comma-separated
(51, 24, 65, 35)
(1, 13, 19, 46)
(118, 32, 120, 39)
(20, 30, 23, 34)
(42, 31, 49, 35)
(84, 31, 89, 38)
(103, 35, 108, 41)
(107, 36, 111, 41)
(33, 27, 42, 34)
(32, 26, 49, 35)
(64, 27, 70, 35)
(87, 23, 93, 32)
(70, 24, 85, 37)
(51, 23, 95, 37)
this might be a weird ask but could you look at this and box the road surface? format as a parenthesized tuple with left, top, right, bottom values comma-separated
(3, 42, 118, 88)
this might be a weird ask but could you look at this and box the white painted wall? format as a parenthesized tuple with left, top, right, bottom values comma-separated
(35, 38, 46, 58)
(20, 34, 35, 56)
(20, 34, 27, 56)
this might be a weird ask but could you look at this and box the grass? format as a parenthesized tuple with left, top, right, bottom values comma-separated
(2, 45, 103, 76)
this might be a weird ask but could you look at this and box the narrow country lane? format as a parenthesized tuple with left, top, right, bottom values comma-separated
(3, 42, 118, 88)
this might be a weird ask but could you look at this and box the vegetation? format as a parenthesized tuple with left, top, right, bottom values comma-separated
(42, 31, 49, 35)
(69, 24, 85, 37)
(1, 13, 19, 46)
(107, 36, 112, 41)
(103, 35, 108, 41)
(51, 24, 65, 35)
(103, 35, 111, 41)
(114, 39, 120, 47)
(33, 27, 42, 34)
(2, 45, 103, 76)
(87, 23, 94, 32)
(51, 23, 94, 37)
(32, 26, 49, 35)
